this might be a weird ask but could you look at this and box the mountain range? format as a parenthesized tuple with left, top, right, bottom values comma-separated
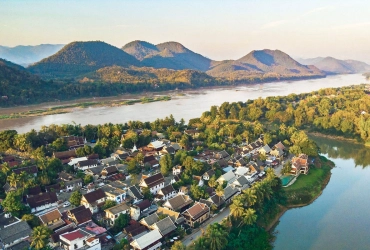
(0, 44, 64, 66)
(297, 57, 370, 74)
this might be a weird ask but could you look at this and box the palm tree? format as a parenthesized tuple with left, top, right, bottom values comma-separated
(205, 224, 228, 250)
(215, 184, 224, 205)
(229, 199, 245, 219)
(242, 188, 257, 207)
(208, 176, 217, 188)
(7, 172, 20, 188)
(31, 226, 51, 250)
(1, 162, 10, 176)
(242, 208, 257, 226)
(192, 236, 208, 250)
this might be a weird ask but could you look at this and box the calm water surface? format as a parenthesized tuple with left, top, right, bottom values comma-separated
(273, 136, 370, 250)
(0, 74, 367, 133)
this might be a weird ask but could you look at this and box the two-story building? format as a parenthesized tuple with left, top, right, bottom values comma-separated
(104, 203, 130, 226)
(67, 206, 93, 226)
(127, 185, 144, 204)
(182, 202, 210, 228)
(163, 195, 193, 212)
(155, 185, 177, 201)
(27, 192, 58, 213)
(81, 189, 106, 214)
(65, 178, 83, 192)
(76, 159, 99, 171)
(59, 229, 101, 250)
(101, 185, 126, 204)
(130, 229, 162, 250)
(139, 173, 165, 194)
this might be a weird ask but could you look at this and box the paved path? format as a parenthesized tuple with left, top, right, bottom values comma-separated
(182, 207, 231, 246)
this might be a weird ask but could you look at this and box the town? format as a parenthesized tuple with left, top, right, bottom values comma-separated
(0, 111, 317, 250)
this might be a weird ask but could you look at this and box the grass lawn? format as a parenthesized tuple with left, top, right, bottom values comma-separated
(284, 156, 333, 205)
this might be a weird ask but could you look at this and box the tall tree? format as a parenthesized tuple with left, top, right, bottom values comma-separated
(31, 226, 51, 250)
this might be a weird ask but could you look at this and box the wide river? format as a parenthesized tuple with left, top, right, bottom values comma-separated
(0, 73, 367, 133)
(273, 135, 370, 250)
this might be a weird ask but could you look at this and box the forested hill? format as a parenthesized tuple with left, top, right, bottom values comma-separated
(297, 57, 370, 74)
(28, 41, 140, 78)
(207, 49, 324, 80)
(122, 40, 213, 71)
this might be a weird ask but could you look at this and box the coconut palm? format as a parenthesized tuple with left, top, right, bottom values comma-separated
(208, 176, 217, 188)
(242, 208, 257, 226)
(1, 162, 10, 176)
(192, 236, 208, 250)
(205, 224, 228, 250)
(31, 226, 51, 250)
(7, 172, 20, 188)
(230, 199, 245, 219)
(242, 188, 257, 207)
(215, 184, 224, 205)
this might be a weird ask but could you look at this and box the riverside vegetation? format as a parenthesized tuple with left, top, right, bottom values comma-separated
(2, 84, 367, 249)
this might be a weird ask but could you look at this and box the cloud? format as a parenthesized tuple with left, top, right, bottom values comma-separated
(333, 22, 370, 30)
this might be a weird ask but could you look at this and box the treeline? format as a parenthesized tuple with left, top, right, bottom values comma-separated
(200, 85, 370, 142)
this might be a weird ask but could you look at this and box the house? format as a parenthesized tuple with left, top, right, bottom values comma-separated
(68, 157, 88, 168)
(59, 171, 74, 181)
(184, 129, 200, 138)
(130, 229, 162, 250)
(54, 150, 77, 164)
(12, 166, 38, 177)
(222, 186, 240, 204)
(101, 166, 119, 178)
(193, 175, 204, 187)
(127, 185, 144, 204)
(258, 144, 272, 155)
(163, 195, 193, 212)
(59, 229, 101, 250)
(112, 149, 130, 160)
(231, 176, 250, 191)
(182, 202, 210, 227)
(291, 154, 309, 176)
(139, 173, 165, 194)
(123, 220, 147, 241)
(147, 141, 165, 151)
(101, 157, 119, 167)
(3, 182, 17, 193)
(214, 150, 230, 159)
(172, 165, 182, 175)
(104, 203, 130, 226)
(81, 189, 106, 214)
(0, 221, 32, 249)
(27, 192, 58, 213)
(9, 240, 30, 250)
(64, 136, 86, 149)
(67, 206, 93, 226)
(270, 148, 284, 161)
(217, 171, 237, 185)
(151, 216, 177, 237)
(161, 146, 176, 155)
(170, 175, 180, 185)
(156, 185, 177, 201)
(101, 185, 126, 204)
(143, 155, 159, 168)
(130, 200, 151, 220)
(140, 213, 159, 228)
(39, 209, 65, 230)
(50, 224, 76, 246)
(208, 194, 225, 209)
(202, 169, 215, 180)
(84, 165, 105, 179)
(274, 141, 286, 151)
(27, 186, 42, 197)
(65, 178, 83, 192)
(76, 159, 99, 171)
(178, 186, 189, 195)
(156, 207, 185, 225)
(46, 183, 62, 193)
(234, 166, 249, 177)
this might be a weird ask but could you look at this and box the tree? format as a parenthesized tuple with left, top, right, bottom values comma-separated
(230, 199, 245, 219)
(282, 161, 292, 175)
(7, 172, 20, 188)
(2, 192, 25, 216)
(84, 175, 94, 185)
(112, 214, 130, 234)
(242, 188, 257, 207)
(142, 187, 153, 200)
(113, 238, 130, 250)
(31, 226, 51, 250)
(22, 214, 40, 228)
(102, 200, 117, 210)
(160, 154, 172, 176)
(171, 241, 186, 250)
(205, 223, 228, 250)
(208, 176, 217, 188)
(242, 208, 257, 226)
(69, 190, 82, 206)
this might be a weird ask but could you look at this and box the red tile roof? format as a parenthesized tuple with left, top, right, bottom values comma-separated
(62, 231, 85, 241)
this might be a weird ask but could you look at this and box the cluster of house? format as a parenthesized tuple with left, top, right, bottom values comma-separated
(0, 133, 311, 250)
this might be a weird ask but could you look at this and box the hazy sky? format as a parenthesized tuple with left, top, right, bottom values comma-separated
(1, 0, 370, 62)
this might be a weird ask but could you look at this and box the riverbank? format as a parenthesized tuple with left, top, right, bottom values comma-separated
(0, 96, 171, 120)
(265, 156, 335, 232)
(307, 131, 362, 144)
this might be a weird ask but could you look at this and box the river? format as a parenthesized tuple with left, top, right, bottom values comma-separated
(0, 73, 367, 133)
(273, 135, 370, 250)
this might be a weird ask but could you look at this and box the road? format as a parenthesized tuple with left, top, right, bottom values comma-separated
(183, 207, 231, 246)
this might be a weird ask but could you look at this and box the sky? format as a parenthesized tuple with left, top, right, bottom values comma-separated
(1, 0, 370, 62)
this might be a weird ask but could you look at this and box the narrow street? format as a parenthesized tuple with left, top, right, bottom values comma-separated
(182, 207, 230, 246)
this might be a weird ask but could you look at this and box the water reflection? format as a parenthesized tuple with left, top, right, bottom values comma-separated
(310, 135, 370, 168)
